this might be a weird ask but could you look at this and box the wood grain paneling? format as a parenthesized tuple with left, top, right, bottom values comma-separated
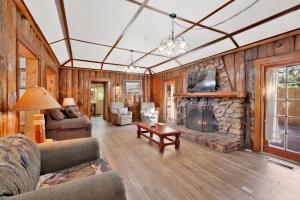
(274, 37, 295, 55)
(59, 68, 152, 120)
(223, 53, 235, 90)
(234, 51, 245, 92)
(0, 0, 59, 137)
(295, 34, 300, 51)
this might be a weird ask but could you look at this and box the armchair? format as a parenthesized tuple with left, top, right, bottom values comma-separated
(140, 102, 159, 123)
(110, 102, 132, 125)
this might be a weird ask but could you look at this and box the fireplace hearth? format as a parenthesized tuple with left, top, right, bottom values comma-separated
(186, 104, 215, 132)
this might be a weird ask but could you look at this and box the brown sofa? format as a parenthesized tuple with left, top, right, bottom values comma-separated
(45, 107, 92, 141)
(0, 134, 126, 200)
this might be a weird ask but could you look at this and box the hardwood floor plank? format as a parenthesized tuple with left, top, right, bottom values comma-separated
(92, 117, 300, 200)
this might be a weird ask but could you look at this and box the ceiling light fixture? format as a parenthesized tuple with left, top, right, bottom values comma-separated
(158, 13, 189, 57)
(124, 50, 140, 73)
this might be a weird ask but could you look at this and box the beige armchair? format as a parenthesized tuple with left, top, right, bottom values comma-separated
(140, 102, 159, 123)
(110, 102, 132, 125)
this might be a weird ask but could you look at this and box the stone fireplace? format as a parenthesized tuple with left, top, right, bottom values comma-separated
(176, 97, 245, 141)
(169, 57, 246, 152)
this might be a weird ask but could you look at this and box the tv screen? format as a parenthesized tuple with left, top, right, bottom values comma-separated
(187, 70, 216, 92)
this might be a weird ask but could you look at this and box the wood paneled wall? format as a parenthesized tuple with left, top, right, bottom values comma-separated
(0, 0, 60, 137)
(59, 68, 152, 120)
(152, 33, 300, 149)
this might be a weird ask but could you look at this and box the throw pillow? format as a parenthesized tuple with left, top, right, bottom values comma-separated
(65, 106, 80, 118)
(118, 107, 128, 115)
(49, 109, 65, 120)
(72, 106, 83, 116)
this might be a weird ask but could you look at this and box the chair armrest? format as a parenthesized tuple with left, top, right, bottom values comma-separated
(38, 137, 100, 175)
(5, 172, 126, 200)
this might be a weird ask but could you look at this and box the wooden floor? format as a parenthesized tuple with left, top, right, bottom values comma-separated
(92, 117, 300, 200)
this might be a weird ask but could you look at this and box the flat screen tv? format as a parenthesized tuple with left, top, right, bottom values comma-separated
(187, 70, 216, 92)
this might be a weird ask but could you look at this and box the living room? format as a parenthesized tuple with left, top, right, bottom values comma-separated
(1, 0, 300, 199)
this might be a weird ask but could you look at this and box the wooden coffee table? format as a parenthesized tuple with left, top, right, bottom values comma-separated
(136, 122, 181, 153)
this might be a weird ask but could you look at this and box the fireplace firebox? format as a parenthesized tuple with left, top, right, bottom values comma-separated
(186, 104, 215, 132)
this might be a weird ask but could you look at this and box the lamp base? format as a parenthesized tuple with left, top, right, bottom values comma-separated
(33, 114, 46, 143)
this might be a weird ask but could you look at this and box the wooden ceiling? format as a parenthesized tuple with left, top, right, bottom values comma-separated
(24, 0, 300, 74)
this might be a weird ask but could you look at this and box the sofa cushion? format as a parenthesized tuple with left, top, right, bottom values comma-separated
(0, 134, 41, 197)
(46, 117, 88, 131)
(49, 109, 66, 120)
(35, 158, 110, 189)
(65, 106, 82, 118)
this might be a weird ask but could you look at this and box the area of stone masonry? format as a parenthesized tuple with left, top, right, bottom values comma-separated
(171, 57, 246, 153)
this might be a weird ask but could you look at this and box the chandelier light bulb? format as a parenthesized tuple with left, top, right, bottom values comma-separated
(158, 13, 189, 57)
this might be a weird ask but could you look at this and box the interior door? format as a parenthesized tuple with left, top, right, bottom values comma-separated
(264, 64, 300, 160)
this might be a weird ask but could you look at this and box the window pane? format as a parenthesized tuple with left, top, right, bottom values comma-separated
(277, 84, 285, 99)
(287, 100, 300, 117)
(287, 65, 300, 83)
(277, 68, 286, 84)
(269, 116, 285, 149)
(288, 83, 300, 100)
(277, 100, 285, 116)
(287, 117, 300, 153)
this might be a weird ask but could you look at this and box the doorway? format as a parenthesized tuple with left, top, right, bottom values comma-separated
(163, 80, 176, 123)
(264, 65, 300, 156)
(88, 78, 110, 120)
(17, 41, 40, 139)
(90, 83, 105, 117)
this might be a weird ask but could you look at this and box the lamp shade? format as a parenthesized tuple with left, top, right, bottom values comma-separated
(14, 86, 61, 111)
(62, 98, 76, 106)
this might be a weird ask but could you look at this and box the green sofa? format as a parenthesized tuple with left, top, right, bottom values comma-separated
(0, 134, 126, 200)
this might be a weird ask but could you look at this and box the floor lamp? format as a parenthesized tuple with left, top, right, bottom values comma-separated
(14, 86, 61, 143)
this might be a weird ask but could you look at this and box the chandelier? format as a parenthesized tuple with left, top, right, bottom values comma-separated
(158, 13, 189, 56)
(124, 50, 140, 73)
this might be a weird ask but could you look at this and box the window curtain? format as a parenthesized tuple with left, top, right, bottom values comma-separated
(265, 68, 282, 143)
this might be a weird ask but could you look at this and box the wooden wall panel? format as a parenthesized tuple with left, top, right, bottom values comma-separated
(274, 37, 295, 55)
(78, 70, 84, 112)
(72, 69, 78, 103)
(151, 75, 161, 107)
(0, 0, 59, 137)
(223, 54, 235, 90)
(154, 33, 300, 150)
(234, 51, 245, 92)
(66, 69, 72, 97)
(83, 70, 89, 114)
(59, 68, 152, 120)
(295, 34, 300, 51)
(258, 42, 275, 58)
(0, 0, 60, 138)
(59, 68, 67, 104)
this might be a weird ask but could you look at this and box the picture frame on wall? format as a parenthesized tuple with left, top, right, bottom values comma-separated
(124, 80, 142, 95)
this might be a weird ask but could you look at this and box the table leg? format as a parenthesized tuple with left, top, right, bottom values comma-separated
(159, 136, 165, 153)
(149, 132, 153, 143)
(175, 134, 180, 150)
(137, 126, 141, 138)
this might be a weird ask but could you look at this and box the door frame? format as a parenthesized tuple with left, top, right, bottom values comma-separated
(88, 78, 111, 120)
(17, 40, 41, 139)
(254, 51, 300, 162)
(162, 78, 177, 122)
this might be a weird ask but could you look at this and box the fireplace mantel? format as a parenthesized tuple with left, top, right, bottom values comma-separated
(173, 91, 246, 98)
